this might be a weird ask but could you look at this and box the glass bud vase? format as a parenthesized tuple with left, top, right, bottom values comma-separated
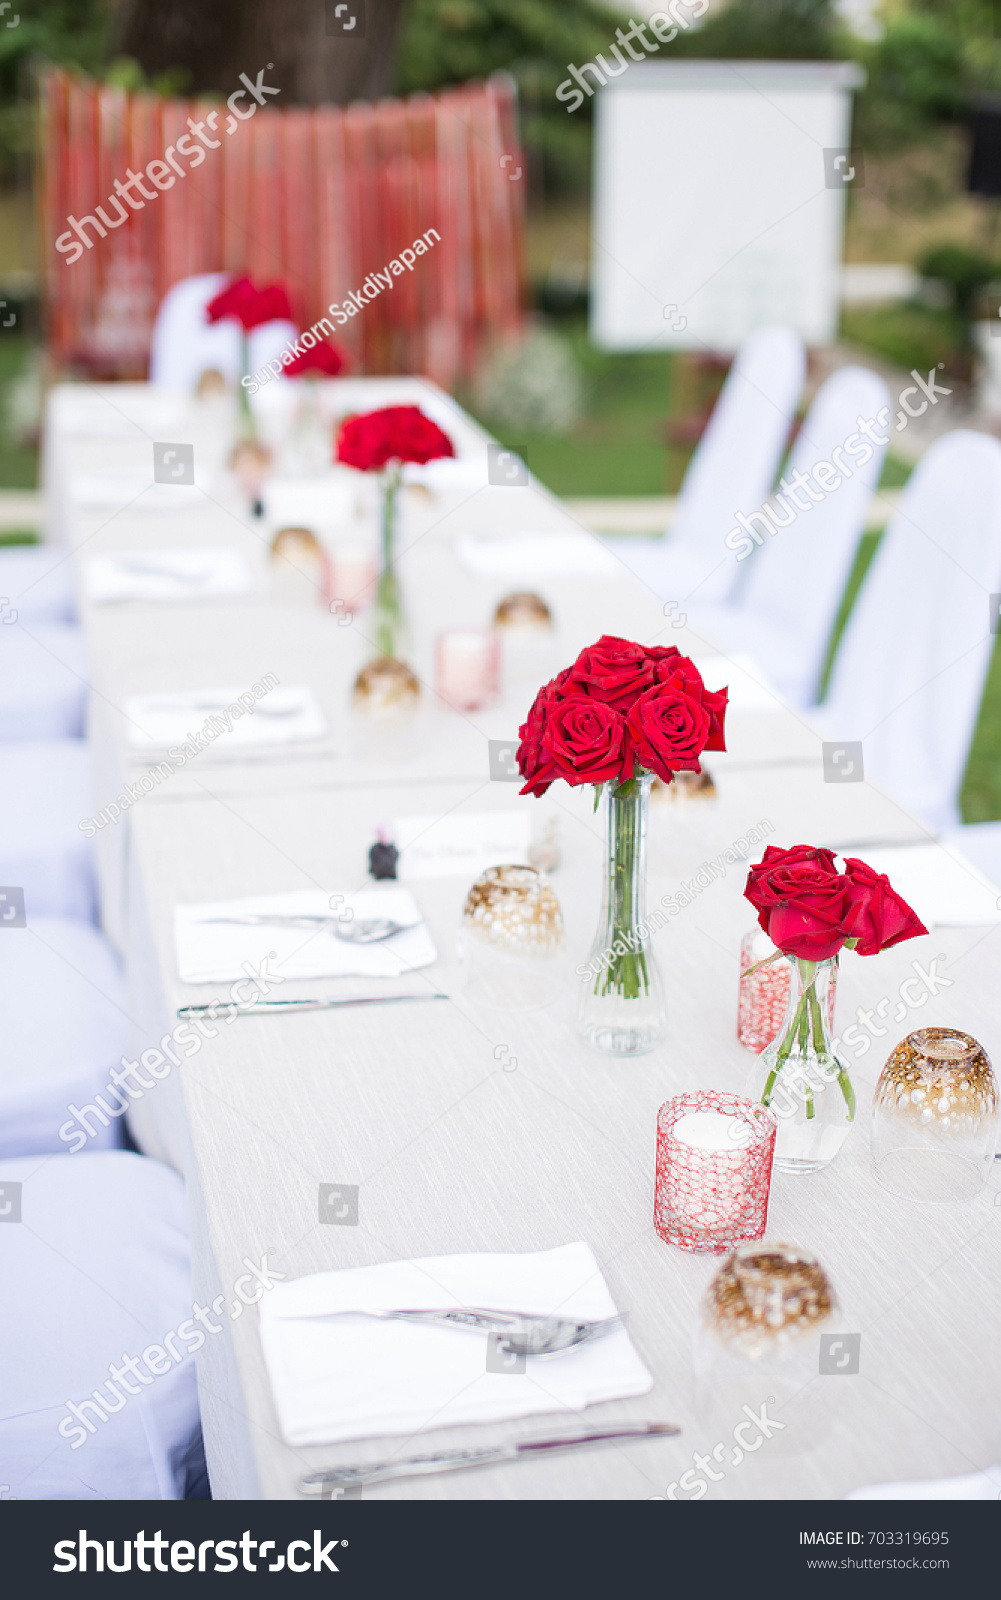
(746, 955, 854, 1174)
(577, 773, 666, 1057)
(373, 462, 411, 661)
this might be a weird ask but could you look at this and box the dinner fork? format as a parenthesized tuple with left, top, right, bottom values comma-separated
(301, 1307, 624, 1359)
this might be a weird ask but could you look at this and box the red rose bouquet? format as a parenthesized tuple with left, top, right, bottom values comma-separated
(205, 275, 294, 440)
(335, 406, 455, 660)
(517, 637, 729, 1056)
(743, 843, 928, 1170)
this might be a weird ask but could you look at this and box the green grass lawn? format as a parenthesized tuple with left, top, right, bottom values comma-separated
(0, 333, 39, 489)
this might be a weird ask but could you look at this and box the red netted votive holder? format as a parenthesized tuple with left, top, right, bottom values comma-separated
(738, 928, 837, 1053)
(654, 1090, 777, 1255)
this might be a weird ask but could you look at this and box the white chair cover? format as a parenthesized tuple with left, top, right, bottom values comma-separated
(0, 916, 125, 1158)
(0, 741, 97, 921)
(0, 622, 87, 739)
(0, 547, 76, 625)
(149, 272, 297, 394)
(816, 430, 1001, 833)
(0, 1151, 205, 1499)
(607, 325, 805, 604)
(685, 367, 890, 707)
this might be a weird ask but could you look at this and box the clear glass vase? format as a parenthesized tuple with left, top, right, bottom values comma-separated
(577, 773, 666, 1057)
(373, 463, 410, 661)
(746, 955, 855, 1174)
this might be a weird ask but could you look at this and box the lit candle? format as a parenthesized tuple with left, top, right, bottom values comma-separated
(435, 628, 500, 711)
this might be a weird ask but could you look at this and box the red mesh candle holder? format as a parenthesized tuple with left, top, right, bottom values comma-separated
(654, 1090, 777, 1255)
(738, 929, 836, 1053)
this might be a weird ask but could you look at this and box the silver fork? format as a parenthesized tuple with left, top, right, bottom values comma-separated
(300, 1307, 624, 1358)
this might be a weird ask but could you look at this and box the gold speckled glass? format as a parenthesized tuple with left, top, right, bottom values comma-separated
(871, 1028, 998, 1203)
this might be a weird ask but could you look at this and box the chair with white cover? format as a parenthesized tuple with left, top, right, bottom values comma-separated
(0, 621, 87, 739)
(684, 366, 890, 707)
(0, 916, 126, 1159)
(0, 546, 76, 625)
(606, 325, 805, 605)
(814, 430, 1001, 836)
(0, 1150, 207, 1499)
(149, 272, 297, 394)
(0, 741, 98, 921)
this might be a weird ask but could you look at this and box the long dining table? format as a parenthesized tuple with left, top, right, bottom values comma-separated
(46, 376, 1001, 1500)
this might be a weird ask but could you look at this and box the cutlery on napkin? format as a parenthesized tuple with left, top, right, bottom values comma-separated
(174, 888, 436, 984)
(85, 547, 253, 604)
(124, 685, 328, 750)
(258, 1241, 652, 1447)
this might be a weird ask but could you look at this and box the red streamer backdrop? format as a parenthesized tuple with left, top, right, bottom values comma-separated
(39, 67, 525, 387)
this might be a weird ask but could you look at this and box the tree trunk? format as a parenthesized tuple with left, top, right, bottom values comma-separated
(113, 0, 408, 105)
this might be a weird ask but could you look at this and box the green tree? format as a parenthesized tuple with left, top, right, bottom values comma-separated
(395, 0, 630, 195)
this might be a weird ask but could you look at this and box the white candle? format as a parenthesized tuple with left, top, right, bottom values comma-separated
(667, 1112, 753, 1235)
(672, 1111, 751, 1152)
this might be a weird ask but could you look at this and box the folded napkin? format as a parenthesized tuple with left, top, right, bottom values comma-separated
(454, 529, 619, 580)
(124, 684, 328, 751)
(859, 842, 1001, 927)
(259, 1240, 652, 1446)
(85, 547, 253, 604)
(174, 886, 436, 983)
(71, 473, 207, 511)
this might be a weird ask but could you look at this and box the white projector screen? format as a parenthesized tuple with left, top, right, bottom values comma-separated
(591, 60, 866, 352)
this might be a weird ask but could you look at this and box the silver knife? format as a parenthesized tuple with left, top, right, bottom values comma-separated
(177, 994, 448, 1019)
(299, 1421, 679, 1494)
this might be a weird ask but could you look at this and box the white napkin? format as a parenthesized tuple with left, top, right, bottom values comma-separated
(859, 842, 1001, 927)
(71, 473, 208, 511)
(259, 1240, 651, 1446)
(124, 684, 328, 751)
(85, 547, 253, 604)
(174, 886, 436, 983)
(455, 529, 619, 580)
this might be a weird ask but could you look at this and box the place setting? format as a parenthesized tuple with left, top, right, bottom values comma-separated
(83, 546, 255, 605)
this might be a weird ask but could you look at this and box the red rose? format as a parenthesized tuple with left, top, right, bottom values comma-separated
(205, 276, 293, 331)
(655, 657, 728, 753)
(843, 858, 928, 955)
(745, 845, 859, 961)
(565, 635, 655, 711)
(283, 339, 347, 377)
(336, 405, 455, 471)
(626, 683, 711, 783)
(541, 698, 632, 788)
(516, 682, 561, 797)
